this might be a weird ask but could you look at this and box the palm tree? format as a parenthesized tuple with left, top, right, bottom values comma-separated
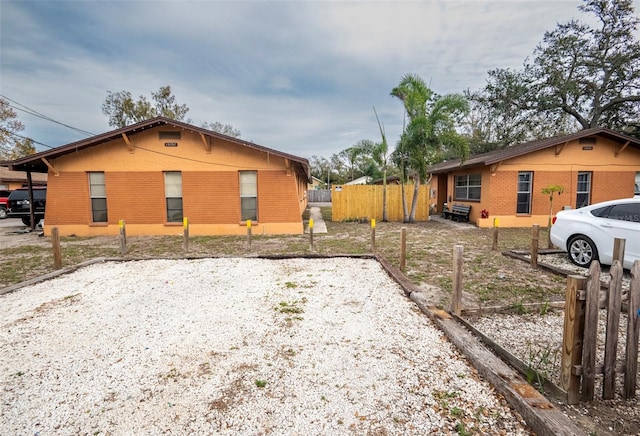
(373, 106, 391, 222)
(391, 74, 470, 222)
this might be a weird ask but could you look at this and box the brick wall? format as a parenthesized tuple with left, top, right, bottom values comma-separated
(184, 171, 239, 224)
(106, 172, 166, 224)
(45, 172, 90, 224)
(258, 170, 300, 222)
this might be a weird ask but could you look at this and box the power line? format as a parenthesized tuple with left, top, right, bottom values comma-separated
(0, 128, 54, 149)
(1, 95, 95, 137)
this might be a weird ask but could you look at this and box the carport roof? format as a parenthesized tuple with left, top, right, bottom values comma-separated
(428, 128, 640, 174)
(1, 117, 311, 183)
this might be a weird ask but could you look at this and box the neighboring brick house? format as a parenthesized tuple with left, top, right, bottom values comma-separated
(3, 117, 310, 236)
(429, 128, 640, 228)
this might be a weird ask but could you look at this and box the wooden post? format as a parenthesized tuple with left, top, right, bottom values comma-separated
(51, 226, 62, 270)
(613, 238, 626, 264)
(309, 218, 314, 251)
(399, 227, 407, 272)
(560, 275, 587, 405)
(603, 261, 623, 400)
(451, 245, 464, 316)
(370, 218, 376, 251)
(531, 224, 539, 268)
(624, 260, 640, 399)
(492, 218, 499, 251)
(247, 219, 252, 251)
(183, 217, 189, 253)
(581, 261, 601, 401)
(119, 219, 127, 255)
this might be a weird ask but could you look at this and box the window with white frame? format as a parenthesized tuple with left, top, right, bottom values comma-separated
(576, 171, 591, 208)
(239, 171, 257, 221)
(164, 171, 183, 222)
(89, 172, 108, 222)
(454, 174, 481, 201)
(516, 171, 533, 214)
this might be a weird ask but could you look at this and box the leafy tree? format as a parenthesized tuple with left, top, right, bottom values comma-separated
(201, 121, 241, 138)
(309, 155, 332, 187)
(329, 154, 347, 184)
(102, 85, 190, 128)
(471, 0, 640, 143)
(338, 140, 375, 182)
(0, 97, 36, 160)
(391, 74, 469, 222)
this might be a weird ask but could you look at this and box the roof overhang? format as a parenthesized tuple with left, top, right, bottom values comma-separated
(1, 117, 311, 184)
(428, 128, 640, 175)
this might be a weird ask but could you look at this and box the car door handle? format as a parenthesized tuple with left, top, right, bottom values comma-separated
(600, 223, 613, 228)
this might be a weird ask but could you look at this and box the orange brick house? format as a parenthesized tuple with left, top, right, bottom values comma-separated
(4, 117, 310, 236)
(429, 128, 640, 228)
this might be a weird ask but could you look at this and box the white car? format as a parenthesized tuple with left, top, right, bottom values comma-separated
(550, 198, 640, 269)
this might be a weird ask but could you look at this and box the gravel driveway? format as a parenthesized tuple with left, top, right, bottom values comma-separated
(1, 257, 531, 435)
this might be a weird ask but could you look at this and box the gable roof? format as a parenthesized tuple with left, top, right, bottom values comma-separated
(429, 128, 640, 174)
(1, 117, 311, 183)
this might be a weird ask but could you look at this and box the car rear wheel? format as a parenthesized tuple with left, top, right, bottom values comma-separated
(21, 217, 31, 226)
(0, 207, 6, 219)
(568, 235, 598, 268)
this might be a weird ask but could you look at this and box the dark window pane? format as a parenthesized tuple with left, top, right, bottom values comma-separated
(91, 198, 108, 222)
(576, 193, 589, 209)
(468, 187, 481, 200)
(241, 197, 257, 221)
(454, 174, 481, 200)
(516, 193, 531, 214)
(468, 174, 481, 185)
(166, 198, 183, 222)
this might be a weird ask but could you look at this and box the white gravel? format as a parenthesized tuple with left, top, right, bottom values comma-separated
(1, 258, 530, 435)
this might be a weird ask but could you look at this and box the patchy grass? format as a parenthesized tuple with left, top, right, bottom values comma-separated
(0, 209, 566, 307)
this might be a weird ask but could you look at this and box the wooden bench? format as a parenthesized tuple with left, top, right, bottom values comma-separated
(442, 204, 471, 222)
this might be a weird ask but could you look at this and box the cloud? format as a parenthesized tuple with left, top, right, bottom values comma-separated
(2, 0, 635, 159)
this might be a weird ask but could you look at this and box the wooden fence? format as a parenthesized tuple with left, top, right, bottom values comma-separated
(561, 259, 640, 404)
(308, 189, 331, 203)
(332, 184, 432, 222)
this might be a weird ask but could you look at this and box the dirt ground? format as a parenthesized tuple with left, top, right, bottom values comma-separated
(1, 213, 637, 435)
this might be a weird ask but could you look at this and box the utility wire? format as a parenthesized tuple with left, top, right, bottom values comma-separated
(0, 128, 54, 149)
(1, 95, 95, 137)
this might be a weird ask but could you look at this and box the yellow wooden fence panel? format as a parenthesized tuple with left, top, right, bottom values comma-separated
(332, 184, 431, 222)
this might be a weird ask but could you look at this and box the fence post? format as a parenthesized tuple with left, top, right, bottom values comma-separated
(451, 245, 464, 316)
(119, 219, 127, 255)
(51, 227, 62, 270)
(531, 224, 539, 268)
(603, 261, 623, 400)
(561, 275, 587, 405)
(400, 227, 407, 272)
(613, 238, 626, 264)
(624, 260, 640, 399)
(247, 219, 252, 251)
(309, 218, 314, 252)
(183, 217, 189, 253)
(370, 218, 376, 251)
(492, 218, 499, 251)
(581, 261, 601, 401)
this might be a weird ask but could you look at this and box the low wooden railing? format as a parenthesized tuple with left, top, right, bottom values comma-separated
(561, 258, 640, 404)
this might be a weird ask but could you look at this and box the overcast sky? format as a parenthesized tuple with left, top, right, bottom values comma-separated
(2, 0, 637, 160)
